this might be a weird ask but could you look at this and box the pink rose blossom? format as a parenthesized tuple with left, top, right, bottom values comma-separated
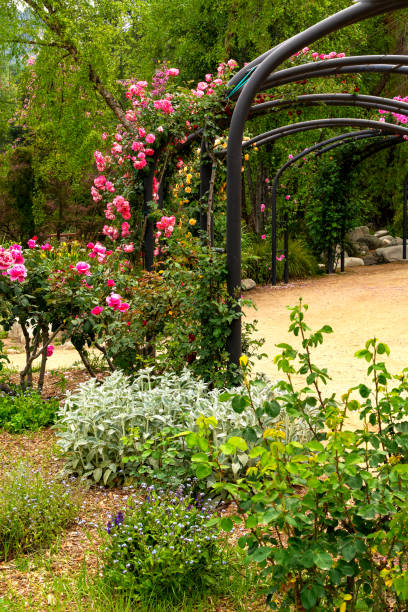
(285, 195, 291, 200)
(107, 279, 115, 287)
(261, 234, 266, 240)
(0, 250, 14, 270)
(46, 345, 54, 357)
(260, 203, 266, 212)
(76, 261, 91, 276)
(145, 133, 156, 144)
(106, 292, 122, 310)
(91, 306, 104, 316)
(28, 238, 37, 248)
(166, 68, 179, 77)
(119, 302, 130, 312)
(8, 264, 27, 282)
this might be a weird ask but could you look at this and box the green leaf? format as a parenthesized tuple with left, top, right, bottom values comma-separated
(313, 551, 332, 570)
(191, 452, 209, 463)
(231, 396, 250, 414)
(306, 440, 324, 453)
(342, 541, 358, 562)
(195, 464, 212, 479)
(93, 467, 102, 482)
(377, 343, 390, 356)
(250, 547, 271, 563)
(227, 436, 248, 451)
(220, 517, 233, 532)
(248, 446, 266, 458)
(301, 587, 317, 610)
(358, 384, 371, 398)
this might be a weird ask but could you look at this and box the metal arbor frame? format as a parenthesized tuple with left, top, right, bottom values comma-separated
(225, 0, 408, 366)
(270, 133, 408, 281)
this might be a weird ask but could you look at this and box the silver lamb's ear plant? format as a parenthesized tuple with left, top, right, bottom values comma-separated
(55, 368, 315, 486)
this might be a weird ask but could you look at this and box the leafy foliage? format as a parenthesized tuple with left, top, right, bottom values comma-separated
(0, 461, 81, 561)
(187, 301, 408, 610)
(0, 388, 58, 433)
(55, 368, 314, 487)
(102, 486, 228, 604)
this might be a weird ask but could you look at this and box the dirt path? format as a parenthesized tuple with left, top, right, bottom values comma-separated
(245, 263, 408, 416)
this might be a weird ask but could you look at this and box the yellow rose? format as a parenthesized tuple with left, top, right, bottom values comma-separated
(189, 218, 196, 226)
(185, 186, 191, 193)
(239, 355, 249, 367)
(244, 154, 249, 161)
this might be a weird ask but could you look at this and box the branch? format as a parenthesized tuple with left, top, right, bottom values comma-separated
(19, 323, 63, 378)
(7, 38, 67, 48)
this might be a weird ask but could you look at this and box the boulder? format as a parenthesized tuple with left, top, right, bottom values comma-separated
(374, 229, 389, 238)
(379, 236, 402, 247)
(363, 253, 382, 266)
(352, 243, 369, 257)
(347, 226, 370, 243)
(355, 234, 383, 250)
(335, 257, 364, 271)
(375, 245, 408, 263)
(241, 278, 256, 291)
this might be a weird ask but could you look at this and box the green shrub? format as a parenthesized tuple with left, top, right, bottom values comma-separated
(0, 388, 59, 433)
(101, 485, 228, 604)
(242, 237, 318, 285)
(188, 301, 408, 610)
(55, 368, 314, 487)
(0, 461, 81, 560)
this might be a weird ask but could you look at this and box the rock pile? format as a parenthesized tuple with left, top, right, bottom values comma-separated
(336, 226, 408, 269)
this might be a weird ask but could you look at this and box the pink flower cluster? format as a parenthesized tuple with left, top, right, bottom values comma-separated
(106, 292, 130, 312)
(94, 151, 106, 172)
(87, 241, 112, 263)
(104, 195, 131, 221)
(378, 95, 408, 125)
(156, 215, 175, 237)
(293, 48, 346, 60)
(190, 60, 234, 98)
(0, 245, 27, 282)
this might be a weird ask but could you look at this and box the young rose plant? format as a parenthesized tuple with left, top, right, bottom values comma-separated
(186, 301, 408, 611)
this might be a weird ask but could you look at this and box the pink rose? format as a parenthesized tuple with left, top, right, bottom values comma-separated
(0, 250, 14, 270)
(28, 238, 37, 249)
(145, 133, 156, 144)
(261, 234, 266, 240)
(91, 306, 103, 316)
(119, 302, 130, 312)
(46, 345, 54, 357)
(166, 68, 179, 77)
(107, 279, 115, 287)
(285, 195, 291, 200)
(260, 203, 266, 212)
(8, 264, 27, 282)
(75, 261, 91, 276)
(106, 292, 122, 310)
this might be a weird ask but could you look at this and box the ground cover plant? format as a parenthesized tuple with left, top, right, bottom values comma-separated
(101, 484, 229, 605)
(0, 460, 82, 561)
(0, 388, 58, 433)
(54, 367, 315, 487)
(187, 300, 408, 610)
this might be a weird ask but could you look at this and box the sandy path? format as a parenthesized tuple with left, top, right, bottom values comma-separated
(244, 263, 408, 415)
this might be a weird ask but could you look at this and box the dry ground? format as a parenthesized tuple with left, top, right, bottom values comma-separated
(245, 263, 408, 411)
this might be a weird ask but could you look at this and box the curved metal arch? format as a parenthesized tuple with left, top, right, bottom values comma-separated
(228, 2, 408, 90)
(256, 55, 408, 93)
(268, 131, 394, 284)
(270, 134, 406, 283)
(242, 118, 408, 150)
(226, 0, 408, 364)
(249, 93, 408, 119)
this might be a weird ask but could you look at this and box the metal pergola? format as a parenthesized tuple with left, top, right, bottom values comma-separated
(224, 0, 408, 366)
